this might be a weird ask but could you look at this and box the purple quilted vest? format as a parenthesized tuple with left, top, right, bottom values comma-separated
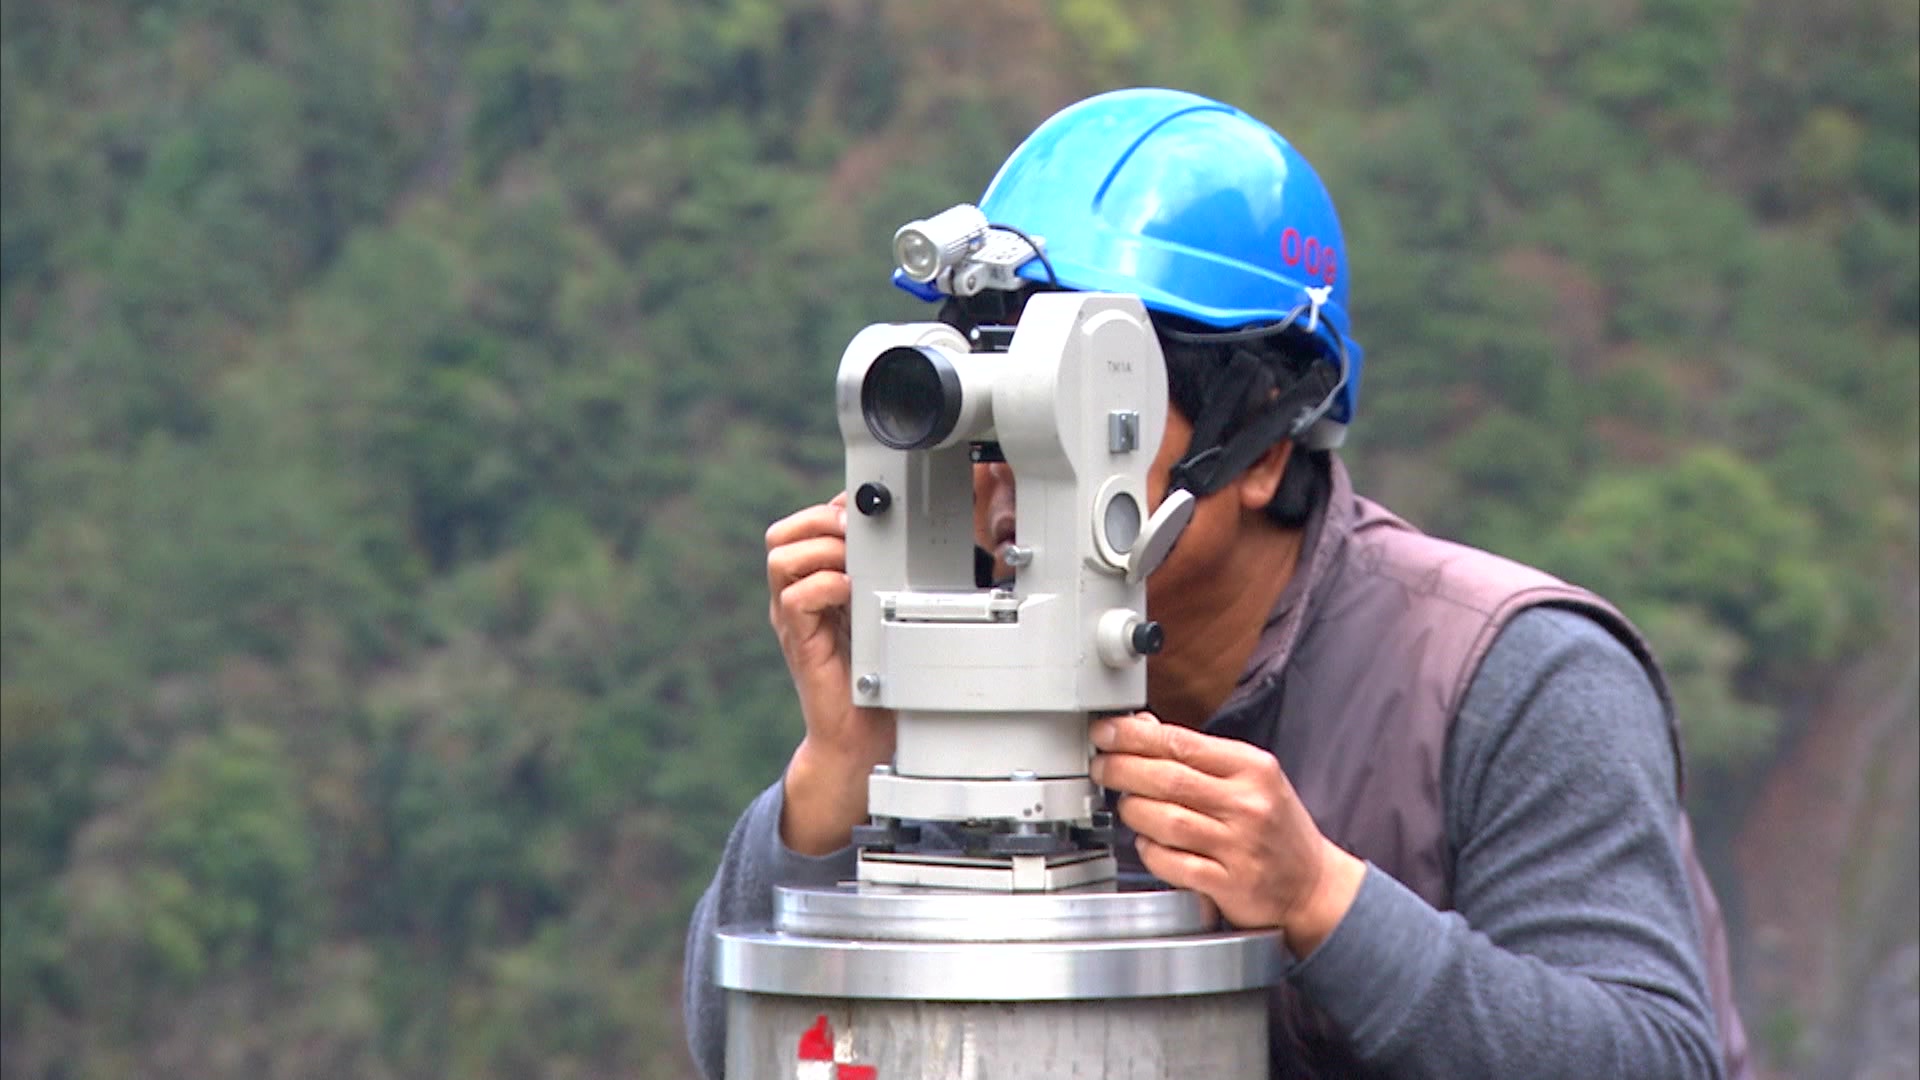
(1200, 458, 1751, 1079)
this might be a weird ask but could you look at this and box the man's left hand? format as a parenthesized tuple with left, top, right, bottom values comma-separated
(1089, 712, 1367, 956)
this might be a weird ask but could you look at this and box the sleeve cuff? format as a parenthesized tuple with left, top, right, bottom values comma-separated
(746, 782, 859, 889)
(1287, 863, 1457, 1061)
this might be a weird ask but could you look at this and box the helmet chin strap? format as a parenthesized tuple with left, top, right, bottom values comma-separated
(1129, 309, 1346, 581)
(1167, 352, 1343, 499)
(1119, 356, 1337, 584)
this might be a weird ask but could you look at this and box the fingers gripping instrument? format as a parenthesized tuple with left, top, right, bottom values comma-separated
(836, 293, 1176, 890)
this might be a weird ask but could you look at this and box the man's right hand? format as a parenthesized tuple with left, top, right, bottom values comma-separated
(765, 491, 896, 855)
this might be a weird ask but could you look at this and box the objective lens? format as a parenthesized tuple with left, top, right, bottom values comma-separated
(862, 346, 963, 450)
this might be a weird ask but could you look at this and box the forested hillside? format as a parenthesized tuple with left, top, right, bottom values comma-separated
(2, 2, 1914, 1077)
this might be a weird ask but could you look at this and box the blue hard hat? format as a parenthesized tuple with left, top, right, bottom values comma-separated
(972, 88, 1363, 432)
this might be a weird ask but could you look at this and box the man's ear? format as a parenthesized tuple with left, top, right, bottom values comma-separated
(1237, 439, 1293, 511)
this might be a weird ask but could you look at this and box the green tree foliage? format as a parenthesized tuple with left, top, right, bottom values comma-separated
(1541, 448, 1846, 693)
(66, 724, 317, 984)
(1633, 604, 1781, 772)
(0, 0, 1913, 1076)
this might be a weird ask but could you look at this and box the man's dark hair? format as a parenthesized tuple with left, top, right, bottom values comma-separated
(939, 290, 1331, 530)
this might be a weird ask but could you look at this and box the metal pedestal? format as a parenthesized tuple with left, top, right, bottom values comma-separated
(716, 883, 1281, 1078)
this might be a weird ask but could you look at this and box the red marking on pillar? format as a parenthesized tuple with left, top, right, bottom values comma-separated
(797, 1015, 835, 1061)
(795, 1014, 880, 1077)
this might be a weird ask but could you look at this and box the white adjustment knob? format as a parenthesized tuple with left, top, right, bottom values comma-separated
(1096, 609, 1163, 667)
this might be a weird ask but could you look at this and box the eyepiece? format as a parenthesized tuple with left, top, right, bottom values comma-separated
(862, 346, 964, 450)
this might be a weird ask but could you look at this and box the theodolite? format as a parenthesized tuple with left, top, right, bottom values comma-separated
(836, 274, 1193, 894)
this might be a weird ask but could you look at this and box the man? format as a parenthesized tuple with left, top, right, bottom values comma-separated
(684, 88, 1749, 1079)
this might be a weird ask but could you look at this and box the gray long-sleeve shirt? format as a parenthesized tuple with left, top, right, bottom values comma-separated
(681, 607, 1722, 1078)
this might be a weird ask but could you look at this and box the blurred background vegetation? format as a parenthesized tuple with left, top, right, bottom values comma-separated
(1, 1, 1914, 1077)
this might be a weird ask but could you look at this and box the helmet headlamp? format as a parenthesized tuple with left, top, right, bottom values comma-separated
(892, 204, 990, 284)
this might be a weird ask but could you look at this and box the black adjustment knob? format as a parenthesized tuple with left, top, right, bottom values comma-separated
(854, 482, 892, 516)
(1071, 810, 1117, 849)
(1130, 620, 1165, 656)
